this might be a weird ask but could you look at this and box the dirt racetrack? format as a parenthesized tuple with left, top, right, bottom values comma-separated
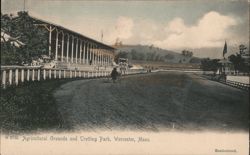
(54, 72, 249, 132)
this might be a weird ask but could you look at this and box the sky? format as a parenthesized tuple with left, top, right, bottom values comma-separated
(1, 0, 249, 58)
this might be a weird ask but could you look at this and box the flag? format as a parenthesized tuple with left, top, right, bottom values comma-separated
(223, 41, 227, 58)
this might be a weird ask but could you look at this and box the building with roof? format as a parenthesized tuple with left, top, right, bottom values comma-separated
(20, 13, 116, 70)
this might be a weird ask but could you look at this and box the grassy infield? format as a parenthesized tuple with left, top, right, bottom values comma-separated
(0, 79, 73, 133)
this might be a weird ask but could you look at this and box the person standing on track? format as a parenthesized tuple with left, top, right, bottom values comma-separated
(111, 68, 119, 83)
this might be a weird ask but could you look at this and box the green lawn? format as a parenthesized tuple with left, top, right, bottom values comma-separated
(0, 79, 74, 133)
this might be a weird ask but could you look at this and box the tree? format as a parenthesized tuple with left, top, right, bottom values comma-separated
(164, 54, 175, 60)
(131, 49, 138, 60)
(1, 11, 48, 65)
(228, 53, 248, 73)
(114, 51, 129, 63)
(149, 44, 154, 50)
(239, 44, 247, 55)
(181, 50, 193, 57)
(189, 57, 201, 64)
(201, 58, 221, 73)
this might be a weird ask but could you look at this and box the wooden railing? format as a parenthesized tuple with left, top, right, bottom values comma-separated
(1, 66, 146, 89)
(201, 74, 250, 91)
(219, 79, 250, 91)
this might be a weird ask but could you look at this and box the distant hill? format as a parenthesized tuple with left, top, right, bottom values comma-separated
(115, 44, 202, 64)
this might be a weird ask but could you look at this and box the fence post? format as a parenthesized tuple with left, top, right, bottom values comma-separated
(59, 70, 61, 79)
(79, 71, 81, 78)
(9, 69, 13, 85)
(27, 69, 30, 81)
(32, 69, 35, 81)
(54, 70, 57, 79)
(2, 70, 6, 89)
(37, 69, 40, 81)
(49, 69, 52, 79)
(21, 69, 24, 82)
(83, 72, 85, 78)
(70, 70, 72, 78)
(15, 69, 19, 85)
(43, 69, 46, 80)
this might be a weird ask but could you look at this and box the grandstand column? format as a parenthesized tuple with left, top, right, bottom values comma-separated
(101, 51, 104, 65)
(94, 45, 97, 64)
(111, 55, 114, 65)
(92, 45, 95, 65)
(110, 55, 113, 65)
(61, 32, 64, 62)
(106, 54, 108, 65)
(75, 38, 78, 64)
(79, 40, 82, 64)
(49, 25, 52, 56)
(104, 52, 106, 65)
(66, 34, 69, 63)
(83, 41, 86, 64)
(102, 54, 104, 65)
(97, 48, 100, 65)
(89, 43, 92, 65)
(99, 48, 101, 65)
(109, 55, 112, 65)
(55, 29, 59, 60)
(105, 55, 107, 65)
(100, 49, 102, 65)
(103, 52, 106, 65)
(92, 44, 95, 64)
(71, 36, 74, 63)
(108, 55, 110, 65)
(107, 54, 109, 65)
(86, 42, 89, 64)
(94, 45, 97, 65)
(100, 50, 102, 65)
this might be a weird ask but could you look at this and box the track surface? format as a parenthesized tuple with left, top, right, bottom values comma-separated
(54, 72, 249, 132)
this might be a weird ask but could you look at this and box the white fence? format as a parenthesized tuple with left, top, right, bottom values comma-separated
(1, 66, 145, 89)
(226, 75, 249, 84)
(202, 74, 250, 91)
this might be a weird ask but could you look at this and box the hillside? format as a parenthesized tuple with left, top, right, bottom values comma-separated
(115, 44, 201, 64)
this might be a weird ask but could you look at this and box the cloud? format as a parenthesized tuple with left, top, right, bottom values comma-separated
(104, 11, 239, 51)
(154, 11, 237, 49)
(30, 10, 241, 52)
(106, 16, 134, 43)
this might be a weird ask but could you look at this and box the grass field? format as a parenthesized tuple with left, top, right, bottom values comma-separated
(0, 79, 74, 133)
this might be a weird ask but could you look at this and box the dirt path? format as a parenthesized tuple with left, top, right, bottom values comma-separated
(54, 72, 249, 132)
